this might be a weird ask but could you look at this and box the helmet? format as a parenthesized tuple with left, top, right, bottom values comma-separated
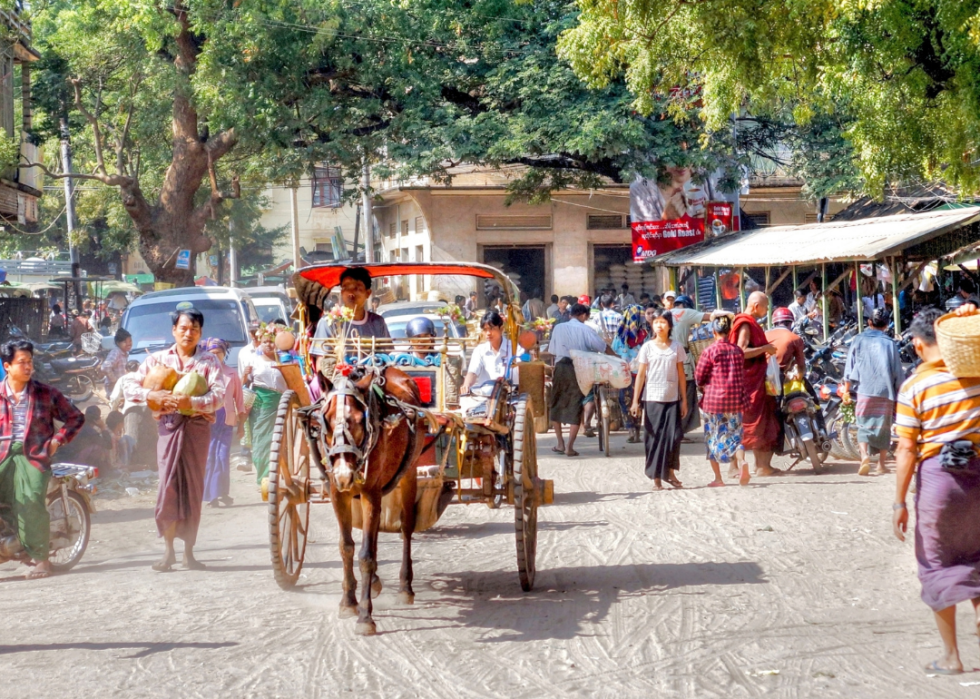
(945, 295, 966, 312)
(577, 294, 591, 305)
(674, 295, 694, 308)
(772, 307, 794, 325)
(405, 316, 436, 338)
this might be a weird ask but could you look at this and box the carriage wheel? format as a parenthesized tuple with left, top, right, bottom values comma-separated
(512, 396, 538, 591)
(268, 390, 311, 590)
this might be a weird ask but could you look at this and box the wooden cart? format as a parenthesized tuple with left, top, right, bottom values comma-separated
(267, 262, 552, 593)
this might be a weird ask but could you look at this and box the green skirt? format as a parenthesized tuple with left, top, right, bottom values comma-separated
(250, 387, 282, 484)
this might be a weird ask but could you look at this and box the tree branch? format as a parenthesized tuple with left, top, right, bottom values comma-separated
(20, 159, 131, 186)
(71, 79, 108, 176)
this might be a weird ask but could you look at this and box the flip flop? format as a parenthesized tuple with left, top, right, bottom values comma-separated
(925, 661, 962, 676)
(565, 449, 580, 457)
(708, 480, 725, 488)
(551, 446, 565, 454)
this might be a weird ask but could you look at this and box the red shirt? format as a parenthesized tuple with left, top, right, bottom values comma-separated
(0, 379, 84, 471)
(695, 339, 747, 415)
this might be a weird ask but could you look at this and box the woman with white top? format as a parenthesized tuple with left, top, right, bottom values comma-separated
(630, 309, 688, 490)
(461, 310, 512, 394)
(243, 326, 287, 486)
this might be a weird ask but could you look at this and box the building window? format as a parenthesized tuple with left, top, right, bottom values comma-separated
(388, 222, 396, 238)
(311, 166, 342, 208)
(401, 220, 409, 237)
(476, 214, 552, 230)
(415, 216, 427, 233)
(587, 214, 627, 230)
(804, 213, 834, 224)
(744, 212, 771, 227)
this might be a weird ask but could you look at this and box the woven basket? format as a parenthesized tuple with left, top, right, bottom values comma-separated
(687, 337, 713, 366)
(936, 312, 980, 377)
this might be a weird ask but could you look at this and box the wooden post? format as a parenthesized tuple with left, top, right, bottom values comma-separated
(714, 267, 722, 310)
(855, 261, 863, 333)
(891, 256, 902, 335)
(792, 266, 798, 296)
(765, 266, 772, 326)
(738, 267, 746, 312)
(694, 268, 701, 311)
(821, 264, 829, 339)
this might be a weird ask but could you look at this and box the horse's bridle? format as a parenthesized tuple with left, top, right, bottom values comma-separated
(322, 374, 380, 472)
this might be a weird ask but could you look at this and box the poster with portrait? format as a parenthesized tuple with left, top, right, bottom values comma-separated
(629, 167, 707, 262)
(705, 201, 739, 237)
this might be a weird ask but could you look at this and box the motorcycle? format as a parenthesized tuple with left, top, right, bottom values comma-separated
(779, 366, 833, 473)
(0, 462, 97, 572)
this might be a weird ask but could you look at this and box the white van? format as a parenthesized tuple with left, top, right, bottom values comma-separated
(117, 287, 260, 367)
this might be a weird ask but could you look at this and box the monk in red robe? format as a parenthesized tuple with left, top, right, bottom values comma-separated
(729, 291, 782, 476)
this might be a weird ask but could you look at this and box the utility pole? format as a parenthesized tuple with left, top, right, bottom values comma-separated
(362, 161, 374, 263)
(290, 184, 301, 273)
(60, 116, 80, 311)
(228, 218, 238, 287)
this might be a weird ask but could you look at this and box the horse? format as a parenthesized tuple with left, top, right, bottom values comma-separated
(315, 365, 425, 636)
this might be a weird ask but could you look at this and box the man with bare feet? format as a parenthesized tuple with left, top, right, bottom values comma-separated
(730, 292, 782, 477)
(125, 305, 224, 572)
(0, 340, 84, 579)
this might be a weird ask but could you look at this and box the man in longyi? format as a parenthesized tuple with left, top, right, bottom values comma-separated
(729, 291, 781, 476)
(124, 305, 225, 572)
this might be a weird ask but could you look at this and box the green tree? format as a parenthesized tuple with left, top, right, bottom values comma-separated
(558, 0, 980, 196)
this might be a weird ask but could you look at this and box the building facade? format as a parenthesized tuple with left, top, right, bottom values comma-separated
(2, 6, 42, 225)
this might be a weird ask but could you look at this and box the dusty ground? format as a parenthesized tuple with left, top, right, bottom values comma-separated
(2, 431, 979, 699)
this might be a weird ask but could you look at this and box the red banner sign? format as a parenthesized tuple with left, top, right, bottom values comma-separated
(631, 216, 705, 262)
(706, 201, 739, 237)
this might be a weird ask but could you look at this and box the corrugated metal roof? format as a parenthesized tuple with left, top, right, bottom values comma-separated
(651, 207, 980, 267)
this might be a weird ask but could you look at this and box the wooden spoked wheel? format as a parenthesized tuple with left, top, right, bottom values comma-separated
(268, 390, 311, 590)
(512, 396, 538, 592)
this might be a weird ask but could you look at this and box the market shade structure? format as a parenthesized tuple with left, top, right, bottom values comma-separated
(650, 207, 980, 267)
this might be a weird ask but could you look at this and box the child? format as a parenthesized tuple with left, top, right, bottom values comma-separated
(105, 410, 133, 468)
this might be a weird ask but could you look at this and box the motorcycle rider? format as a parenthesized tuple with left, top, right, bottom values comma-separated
(767, 307, 828, 434)
(404, 316, 439, 361)
(0, 340, 84, 579)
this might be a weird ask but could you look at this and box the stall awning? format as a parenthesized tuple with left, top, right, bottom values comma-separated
(125, 273, 155, 284)
(650, 207, 980, 267)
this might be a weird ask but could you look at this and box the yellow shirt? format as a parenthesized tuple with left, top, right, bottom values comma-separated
(895, 359, 980, 460)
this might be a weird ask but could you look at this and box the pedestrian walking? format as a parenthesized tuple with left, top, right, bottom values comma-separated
(630, 309, 687, 490)
(202, 338, 245, 508)
(843, 307, 904, 476)
(695, 315, 749, 486)
(612, 304, 646, 443)
(669, 295, 711, 436)
(893, 308, 980, 676)
(0, 340, 83, 579)
(730, 292, 781, 476)
(243, 325, 287, 487)
(124, 305, 225, 572)
(548, 303, 610, 457)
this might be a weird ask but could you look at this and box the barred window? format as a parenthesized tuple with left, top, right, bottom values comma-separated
(312, 166, 342, 208)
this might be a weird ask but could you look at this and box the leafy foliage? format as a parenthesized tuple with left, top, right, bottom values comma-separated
(558, 0, 980, 196)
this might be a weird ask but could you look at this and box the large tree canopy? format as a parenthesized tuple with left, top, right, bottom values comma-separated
(30, 0, 820, 282)
(558, 0, 980, 196)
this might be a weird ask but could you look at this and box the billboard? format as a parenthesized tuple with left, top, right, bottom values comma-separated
(630, 167, 741, 262)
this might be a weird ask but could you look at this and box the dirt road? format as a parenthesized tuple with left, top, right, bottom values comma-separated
(2, 435, 978, 698)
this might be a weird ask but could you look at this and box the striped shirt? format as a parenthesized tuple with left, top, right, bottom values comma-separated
(7, 382, 27, 442)
(894, 359, 980, 459)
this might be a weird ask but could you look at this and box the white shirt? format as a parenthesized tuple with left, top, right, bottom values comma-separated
(637, 340, 687, 402)
(547, 318, 607, 360)
(788, 301, 807, 322)
(250, 353, 287, 392)
(467, 341, 513, 387)
(238, 342, 257, 380)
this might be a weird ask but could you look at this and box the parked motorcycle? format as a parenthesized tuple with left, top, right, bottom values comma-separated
(0, 462, 96, 572)
(779, 367, 833, 473)
(11, 326, 107, 403)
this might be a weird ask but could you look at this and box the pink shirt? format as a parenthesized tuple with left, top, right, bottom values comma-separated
(220, 363, 245, 426)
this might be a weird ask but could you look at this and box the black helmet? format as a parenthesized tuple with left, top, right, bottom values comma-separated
(674, 294, 694, 308)
(405, 316, 436, 338)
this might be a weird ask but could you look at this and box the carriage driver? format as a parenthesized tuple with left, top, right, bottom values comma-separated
(312, 268, 392, 366)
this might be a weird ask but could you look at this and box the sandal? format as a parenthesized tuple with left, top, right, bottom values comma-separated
(551, 446, 565, 454)
(924, 660, 962, 676)
(708, 480, 725, 488)
(565, 449, 580, 457)
(666, 477, 684, 489)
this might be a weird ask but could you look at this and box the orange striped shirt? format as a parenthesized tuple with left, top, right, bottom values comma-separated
(895, 359, 980, 459)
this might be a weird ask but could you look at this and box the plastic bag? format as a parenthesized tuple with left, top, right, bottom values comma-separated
(764, 355, 782, 397)
(570, 350, 632, 395)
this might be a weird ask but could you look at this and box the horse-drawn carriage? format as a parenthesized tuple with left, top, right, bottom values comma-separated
(266, 262, 552, 634)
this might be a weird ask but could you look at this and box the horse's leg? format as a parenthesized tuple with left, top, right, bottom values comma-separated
(330, 485, 358, 618)
(355, 489, 382, 636)
(398, 465, 417, 605)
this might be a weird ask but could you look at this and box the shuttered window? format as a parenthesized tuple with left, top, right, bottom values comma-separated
(744, 212, 771, 227)
(311, 166, 342, 208)
(587, 214, 626, 229)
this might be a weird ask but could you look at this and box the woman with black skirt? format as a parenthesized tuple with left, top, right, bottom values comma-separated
(630, 309, 688, 490)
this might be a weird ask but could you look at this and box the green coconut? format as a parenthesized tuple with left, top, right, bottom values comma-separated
(173, 371, 209, 415)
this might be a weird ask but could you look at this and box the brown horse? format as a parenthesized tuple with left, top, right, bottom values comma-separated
(317, 366, 425, 636)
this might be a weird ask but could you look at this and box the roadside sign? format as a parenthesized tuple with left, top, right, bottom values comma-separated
(209, 254, 218, 267)
(176, 249, 191, 270)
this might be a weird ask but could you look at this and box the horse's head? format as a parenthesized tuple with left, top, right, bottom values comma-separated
(321, 369, 378, 492)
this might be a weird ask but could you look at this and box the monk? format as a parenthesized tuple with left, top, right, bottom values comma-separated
(124, 305, 225, 571)
(729, 291, 782, 477)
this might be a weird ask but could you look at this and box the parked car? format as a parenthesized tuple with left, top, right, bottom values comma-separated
(114, 286, 261, 368)
(244, 286, 293, 325)
(377, 301, 467, 339)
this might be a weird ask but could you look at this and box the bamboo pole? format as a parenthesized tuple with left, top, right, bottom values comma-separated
(822, 264, 829, 339)
(739, 267, 746, 312)
(714, 267, 722, 310)
(855, 261, 863, 332)
(891, 256, 902, 335)
(765, 266, 772, 326)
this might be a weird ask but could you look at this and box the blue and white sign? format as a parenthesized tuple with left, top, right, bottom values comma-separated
(176, 249, 192, 270)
